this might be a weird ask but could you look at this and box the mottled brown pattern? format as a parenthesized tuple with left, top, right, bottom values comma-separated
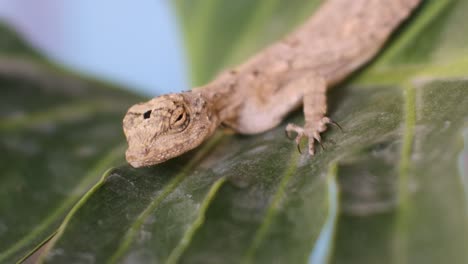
(123, 0, 421, 167)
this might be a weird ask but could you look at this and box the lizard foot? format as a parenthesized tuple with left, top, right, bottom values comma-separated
(285, 117, 339, 155)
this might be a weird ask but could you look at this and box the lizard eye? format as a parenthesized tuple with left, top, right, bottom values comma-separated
(170, 106, 189, 131)
(143, 110, 152, 119)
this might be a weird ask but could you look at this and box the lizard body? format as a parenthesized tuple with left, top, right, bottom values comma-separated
(123, 0, 421, 168)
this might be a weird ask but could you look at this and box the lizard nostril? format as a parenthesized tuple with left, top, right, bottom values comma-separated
(142, 147, 150, 156)
(143, 110, 152, 119)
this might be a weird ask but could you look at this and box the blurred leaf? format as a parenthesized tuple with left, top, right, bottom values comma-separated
(3, 0, 468, 263)
(0, 22, 42, 59)
(0, 23, 144, 263)
(173, 0, 322, 85)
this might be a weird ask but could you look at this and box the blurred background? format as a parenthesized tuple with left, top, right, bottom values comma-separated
(0, 0, 189, 95)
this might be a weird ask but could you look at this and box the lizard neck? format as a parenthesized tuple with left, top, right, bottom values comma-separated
(198, 70, 244, 126)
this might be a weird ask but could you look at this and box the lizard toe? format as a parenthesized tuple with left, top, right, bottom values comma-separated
(286, 119, 336, 155)
(285, 123, 306, 153)
(285, 123, 304, 136)
(313, 132, 325, 151)
(322, 117, 343, 132)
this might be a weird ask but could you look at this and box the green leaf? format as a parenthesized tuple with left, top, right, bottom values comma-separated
(173, 0, 322, 85)
(0, 23, 144, 263)
(0, 23, 42, 59)
(38, 84, 405, 264)
(4, 0, 468, 263)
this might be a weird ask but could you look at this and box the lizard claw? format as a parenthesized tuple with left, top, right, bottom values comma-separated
(285, 116, 339, 156)
(327, 118, 343, 132)
(316, 135, 325, 150)
(285, 123, 306, 154)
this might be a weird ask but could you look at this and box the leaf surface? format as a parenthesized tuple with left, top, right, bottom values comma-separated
(0, 23, 144, 263)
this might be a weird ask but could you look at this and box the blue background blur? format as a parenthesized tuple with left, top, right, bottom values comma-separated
(0, 0, 189, 96)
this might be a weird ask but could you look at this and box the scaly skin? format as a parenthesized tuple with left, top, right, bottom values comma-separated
(123, 0, 421, 168)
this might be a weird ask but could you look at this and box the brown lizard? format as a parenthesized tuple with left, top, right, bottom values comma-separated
(123, 0, 421, 168)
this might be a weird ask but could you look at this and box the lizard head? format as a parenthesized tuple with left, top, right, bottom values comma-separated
(123, 91, 219, 167)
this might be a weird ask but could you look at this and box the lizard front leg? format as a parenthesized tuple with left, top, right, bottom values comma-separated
(285, 73, 336, 155)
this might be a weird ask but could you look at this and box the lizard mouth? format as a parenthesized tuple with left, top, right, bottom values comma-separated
(125, 151, 145, 168)
(125, 146, 155, 168)
(125, 143, 181, 168)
